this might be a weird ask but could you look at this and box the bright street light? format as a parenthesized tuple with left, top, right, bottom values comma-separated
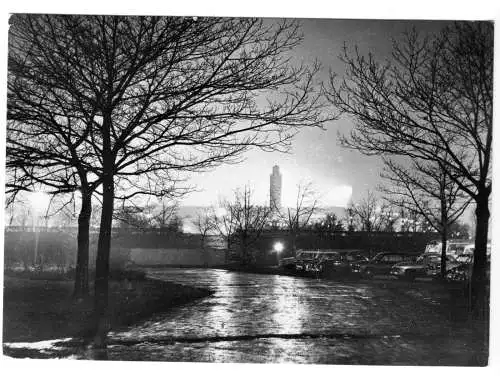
(273, 241, 284, 253)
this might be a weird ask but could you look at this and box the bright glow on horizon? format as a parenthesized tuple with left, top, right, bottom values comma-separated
(321, 185, 353, 208)
(179, 154, 355, 209)
(214, 207, 227, 217)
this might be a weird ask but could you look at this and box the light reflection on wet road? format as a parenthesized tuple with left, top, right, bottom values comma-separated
(101, 268, 479, 364)
(3, 268, 483, 364)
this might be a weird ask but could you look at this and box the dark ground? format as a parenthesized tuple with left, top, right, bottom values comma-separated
(2, 274, 213, 344)
(2, 267, 489, 364)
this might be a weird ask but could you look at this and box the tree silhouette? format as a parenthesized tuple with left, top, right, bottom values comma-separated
(194, 208, 214, 267)
(8, 14, 328, 346)
(281, 181, 319, 254)
(381, 158, 471, 277)
(347, 190, 384, 232)
(326, 22, 492, 320)
(213, 186, 271, 265)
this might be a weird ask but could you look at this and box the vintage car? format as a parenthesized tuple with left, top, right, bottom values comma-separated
(358, 252, 419, 278)
(424, 240, 475, 256)
(294, 249, 340, 273)
(445, 252, 491, 282)
(316, 251, 369, 278)
(390, 254, 459, 281)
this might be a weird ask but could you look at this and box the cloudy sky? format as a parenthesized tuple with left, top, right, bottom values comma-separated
(180, 19, 453, 209)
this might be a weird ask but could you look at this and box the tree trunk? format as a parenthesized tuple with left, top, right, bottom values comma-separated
(73, 190, 92, 299)
(470, 190, 490, 364)
(440, 229, 447, 280)
(439, 185, 448, 280)
(91, 174, 114, 348)
(471, 191, 490, 319)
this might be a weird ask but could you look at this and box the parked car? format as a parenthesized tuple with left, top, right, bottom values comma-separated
(318, 252, 368, 277)
(424, 240, 474, 256)
(390, 254, 459, 281)
(358, 252, 419, 278)
(294, 249, 346, 273)
(445, 253, 491, 283)
(344, 252, 370, 266)
(424, 254, 461, 278)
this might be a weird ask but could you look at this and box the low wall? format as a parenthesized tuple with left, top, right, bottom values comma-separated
(130, 248, 226, 267)
(4, 229, 441, 269)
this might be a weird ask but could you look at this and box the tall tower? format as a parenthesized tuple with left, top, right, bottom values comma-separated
(270, 165, 282, 212)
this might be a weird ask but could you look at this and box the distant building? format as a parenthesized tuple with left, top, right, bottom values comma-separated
(270, 165, 282, 212)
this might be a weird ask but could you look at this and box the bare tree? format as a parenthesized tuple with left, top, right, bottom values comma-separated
(326, 22, 492, 318)
(377, 203, 399, 232)
(214, 186, 271, 265)
(233, 187, 272, 265)
(8, 15, 329, 346)
(114, 205, 151, 230)
(347, 190, 384, 232)
(312, 212, 344, 249)
(115, 198, 180, 232)
(381, 158, 471, 278)
(211, 203, 238, 262)
(152, 200, 179, 233)
(194, 209, 215, 267)
(342, 206, 357, 232)
(314, 212, 344, 233)
(281, 181, 319, 255)
(6, 146, 98, 299)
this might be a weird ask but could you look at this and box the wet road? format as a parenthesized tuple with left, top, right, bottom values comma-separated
(4, 268, 483, 364)
(104, 268, 479, 364)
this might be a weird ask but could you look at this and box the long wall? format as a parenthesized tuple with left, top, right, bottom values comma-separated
(3, 229, 225, 269)
(130, 248, 226, 266)
(4, 228, 440, 269)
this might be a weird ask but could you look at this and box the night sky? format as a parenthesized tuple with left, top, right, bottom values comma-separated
(181, 19, 455, 208)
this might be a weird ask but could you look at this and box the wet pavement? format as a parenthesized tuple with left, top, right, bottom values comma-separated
(3, 268, 484, 364)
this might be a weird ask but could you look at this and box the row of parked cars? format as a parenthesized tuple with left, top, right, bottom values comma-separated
(280, 247, 485, 282)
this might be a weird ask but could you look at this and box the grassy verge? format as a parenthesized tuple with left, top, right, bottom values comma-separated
(2, 273, 213, 343)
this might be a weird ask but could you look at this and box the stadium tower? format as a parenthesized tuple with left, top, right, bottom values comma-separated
(269, 165, 282, 213)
